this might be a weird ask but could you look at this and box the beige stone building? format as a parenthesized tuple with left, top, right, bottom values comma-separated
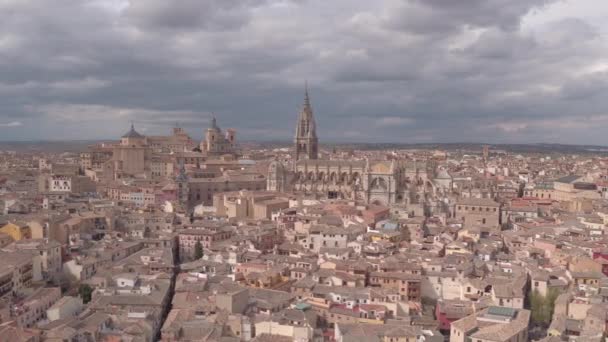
(0, 251, 34, 299)
(454, 198, 501, 230)
(104, 124, 152, 179)
(79, 146, 113, 170)
(148, 126, 196, 153)
(525, 175, 601, 202)
(213, 190, 290, 220)
(268, 90, 435, 205)
(96, 124, 197, 180)
(187, 171, 266, 207)
(200, 116, 237, 157)
(11, 287, 62, 328)
(450, 307, 530, 342)
(552, 175, 601, 201)
(3, 239, 62, 283)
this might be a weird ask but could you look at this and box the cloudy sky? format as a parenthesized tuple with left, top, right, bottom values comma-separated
(1, 0, 607, 144)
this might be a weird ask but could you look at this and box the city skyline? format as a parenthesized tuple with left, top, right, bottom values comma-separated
(1, 0, 608, 144)
(2, 2, 608, 341)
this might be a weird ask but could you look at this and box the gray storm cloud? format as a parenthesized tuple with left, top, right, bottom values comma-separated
(0, 0, 607, 144)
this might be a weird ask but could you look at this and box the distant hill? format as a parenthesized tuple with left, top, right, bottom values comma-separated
(0, 140, 102, 153)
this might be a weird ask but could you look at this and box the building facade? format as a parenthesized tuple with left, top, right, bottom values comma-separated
(201, 116, 237, 157)
(294, 87, 318, 161)
(266, 90, 435, 205)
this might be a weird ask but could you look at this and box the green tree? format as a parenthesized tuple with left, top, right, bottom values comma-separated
(194, 240, 204, 260)
(544, 288, 559, 320)
(79, 284, 94, 304)
(529, 290, 545, 324)
(529, 288, 560, 327)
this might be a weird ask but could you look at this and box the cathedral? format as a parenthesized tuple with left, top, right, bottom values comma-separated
(268, 88, 435, 205)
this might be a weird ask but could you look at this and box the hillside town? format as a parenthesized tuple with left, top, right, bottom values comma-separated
(0, 92, 608, 342)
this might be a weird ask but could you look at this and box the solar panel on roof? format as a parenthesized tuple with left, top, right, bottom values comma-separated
(487, 306, 516, 318)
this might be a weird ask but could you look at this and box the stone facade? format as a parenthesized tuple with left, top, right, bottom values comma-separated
(266, 90, 435, 205)
(187, 171, 266, 207)
(294, 87, 318, 161)
(454, 198, 501, 230)
(201, 116, 237, 157)
(287, 158, 433, 207)
(148, 126, 196, 153)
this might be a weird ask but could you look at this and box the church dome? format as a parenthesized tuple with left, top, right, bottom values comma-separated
(122, 124, 145, 139)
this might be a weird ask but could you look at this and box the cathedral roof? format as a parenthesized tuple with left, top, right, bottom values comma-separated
(295, 159, 366, 168)
(122, 124, 145, 139)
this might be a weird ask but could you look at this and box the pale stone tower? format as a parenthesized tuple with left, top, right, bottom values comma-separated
(294, 85, 318, 161)
(267, 160, 286, 192)
(176, 161, 189, 209)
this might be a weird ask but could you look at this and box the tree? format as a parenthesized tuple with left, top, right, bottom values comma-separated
(194, 240, 204, 260)
(529, 288, 560, 327)
(545, 288, 559, 319)
(79, 284, 94, 304)
(529, 290, 545, 324)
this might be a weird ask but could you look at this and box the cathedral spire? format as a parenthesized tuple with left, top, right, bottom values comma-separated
(294, 82, 318, 161)
(304, 81, 311, 109)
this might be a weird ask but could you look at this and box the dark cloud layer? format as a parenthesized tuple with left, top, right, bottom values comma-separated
(0, 0, 607, 144)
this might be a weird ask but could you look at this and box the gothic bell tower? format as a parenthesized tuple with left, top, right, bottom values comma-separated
(294, 84, 318, 161)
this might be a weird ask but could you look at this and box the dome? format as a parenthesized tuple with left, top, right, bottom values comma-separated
(122, 123, 145, 139)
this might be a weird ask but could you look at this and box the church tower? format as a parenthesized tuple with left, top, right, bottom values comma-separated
(176, 161, 189, 210)
(294, 85, 318, 161)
